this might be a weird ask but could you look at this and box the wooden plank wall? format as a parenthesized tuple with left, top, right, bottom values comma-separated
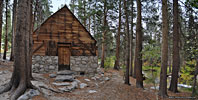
(32, 6, 97, 56)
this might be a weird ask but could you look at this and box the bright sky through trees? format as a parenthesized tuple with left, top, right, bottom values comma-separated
(51, 0, 71, 13)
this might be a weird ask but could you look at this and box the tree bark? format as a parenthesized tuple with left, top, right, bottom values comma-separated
(124, 0, 130, 85)
(0, 0, 3, 58)
(168, 44, 172, 73)
(3, 0, 8, 60)
(114, 0, 121, 70)
(192, 58, 198, 95)
(101, 0, 107, 68)
(130, 0, 134, 76)
(169, 0, 180, 93)
(159, 0, 169, 97)
(0, 0, 33, 99)
(135, 0, 143, 88)
(10, 0, 17, 61)
(29, 0, 34, 80)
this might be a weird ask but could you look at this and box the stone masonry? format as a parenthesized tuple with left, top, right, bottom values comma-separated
(32, 56, 98, 74)
(32, 56, 58, 73)
(70, 56, 98, 75)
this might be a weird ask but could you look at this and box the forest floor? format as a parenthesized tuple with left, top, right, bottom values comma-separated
(0, 60, 197, 100)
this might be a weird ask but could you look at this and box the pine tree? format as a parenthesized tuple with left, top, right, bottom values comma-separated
(114, 0, 122, 70)
(3, 0, 9, 60)
(159, 0, 169, 97)
(0, 0, 3, 58)
(169, 0, 180, 93)
(135, 0, 143, 88)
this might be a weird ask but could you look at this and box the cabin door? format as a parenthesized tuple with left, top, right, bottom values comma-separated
(58, 46, 71, 70)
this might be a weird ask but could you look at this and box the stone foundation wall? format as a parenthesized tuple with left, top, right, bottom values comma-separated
(32, 56, 58, 73)
(70, 56, 98, 74)
(32, 55, 98, 74)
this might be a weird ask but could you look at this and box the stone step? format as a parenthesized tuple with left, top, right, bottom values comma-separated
(55, 75, 75, 82)
(57, 70, 76, 75)
(52, 82, 71, 86)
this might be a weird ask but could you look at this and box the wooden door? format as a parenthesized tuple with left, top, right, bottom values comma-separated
(58, 46, 71, 70)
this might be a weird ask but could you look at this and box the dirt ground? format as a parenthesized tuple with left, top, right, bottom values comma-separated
(0, 60, 196, 100)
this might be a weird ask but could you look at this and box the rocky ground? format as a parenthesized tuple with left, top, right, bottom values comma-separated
(0, 60, 196, 100)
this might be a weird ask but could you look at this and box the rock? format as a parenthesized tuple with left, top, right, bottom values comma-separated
(55, 75, 74, 82)
(17, 89, 40, 100)
(74, 79, 81, 83)
(0, 71, 3, 75)
(52, 82, 70, 86)
(71, 81, 78, 89)
(40, 68, 44, 72)
(91, 77, 96, 80)
(88, 90, 97, 93)
(82, 61, 87, 64)
(150, 86, 159, 90)
(49, 66, 55, 70)
(40, 88, 53, 96)
(49, 96, 69, 100)
(84, 79, 91, 82)
(80, 83, 88, 89)
(49, 74, 57, 78)
(31, 81, 48, 88)
(57, 70, 75, 75)
(104, 77, 110, 81)
(92, 64, 98, 68)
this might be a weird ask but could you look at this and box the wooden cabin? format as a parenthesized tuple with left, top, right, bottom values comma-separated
(32, 5, 97, 71)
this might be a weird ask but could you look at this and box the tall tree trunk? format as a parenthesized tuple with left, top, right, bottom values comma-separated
(168, 44, 172, 73)
(3, 0, 8, 60)
(101, 0, 107, 68)
(169, 0, 180, 93)
(124, 0, 130, 85)
(159, 0, 169, 97)
(192, 58, 198, 95)
(83, 0, 86, 27)
(29, 0, 33, 80)
(0, 0, 33, 99)
(0, 0, 3, 58)
(130, 0, 134, 76)
(10, 0, 17, 61)
(114, 0, 121, 70)
(135, 0, 143, 88)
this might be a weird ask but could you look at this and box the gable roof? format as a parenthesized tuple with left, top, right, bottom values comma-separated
(33, 5, 96, 44)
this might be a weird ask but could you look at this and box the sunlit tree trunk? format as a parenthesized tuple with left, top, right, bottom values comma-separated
(101, 0, 107, 68)
(114, 0, 121, 70)
(159, 0, 169, 97)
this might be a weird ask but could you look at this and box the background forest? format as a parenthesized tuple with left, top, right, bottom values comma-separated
(0, 0, 198, 98)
